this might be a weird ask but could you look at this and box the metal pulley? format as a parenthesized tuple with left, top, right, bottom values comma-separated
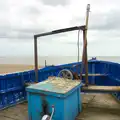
(58, 69, 73, 80)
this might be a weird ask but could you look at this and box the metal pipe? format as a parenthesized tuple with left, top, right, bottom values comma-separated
(50, 105, 55, 120)
(34, 26, 85, 38)
(34, 36, 38, 82)
(34, 25, 85, 82)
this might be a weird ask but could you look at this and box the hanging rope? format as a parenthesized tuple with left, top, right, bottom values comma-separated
(77, 29, 84, 80)
(77, 29, 81, 62)
(76, 29, 82, 76)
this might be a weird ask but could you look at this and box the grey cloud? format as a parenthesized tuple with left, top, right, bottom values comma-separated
(0, 28, 34, 39)
(0, 23, 46, 39)
(13, 33, 32, 39)
(71, 10, 120, 31)
(63, 42, 78, 45)
(0, 0, 71, 41)
(41, 0, 69, 6)
(22, 6, 41, 15)
(13, 27, 46, 34)
(90, 10, 120, 30)
(0, 33, 32, 39)
(70, 17, 85, 26)
(89, 13, 118, 30)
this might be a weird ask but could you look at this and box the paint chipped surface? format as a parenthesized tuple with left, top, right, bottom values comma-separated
(27, 77, 81, 94)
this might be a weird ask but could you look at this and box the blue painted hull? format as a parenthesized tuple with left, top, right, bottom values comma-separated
(0, 59, 120, 110)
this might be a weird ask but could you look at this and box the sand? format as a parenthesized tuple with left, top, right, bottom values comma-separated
(0, 64, 42, 74)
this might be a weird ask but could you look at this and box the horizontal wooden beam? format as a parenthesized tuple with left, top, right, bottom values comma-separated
(81, 74, 107, 76)
(82, 85, 120, 92)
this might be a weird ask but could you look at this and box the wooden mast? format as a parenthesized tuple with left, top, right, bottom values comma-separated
(84, 4, 90, 86)
(80, 4, 90, 86)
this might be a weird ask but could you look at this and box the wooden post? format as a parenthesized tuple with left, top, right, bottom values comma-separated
(45, 60, 47, 67)
(80, 4, 90, 86)
(83, 30, 89, 86)
(84, 4, 90, 86)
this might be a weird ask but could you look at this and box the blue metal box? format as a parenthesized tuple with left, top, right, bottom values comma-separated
(26, 77, 82, 120)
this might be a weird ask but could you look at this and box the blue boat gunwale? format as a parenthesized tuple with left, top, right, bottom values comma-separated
(0, 59, 120, 110)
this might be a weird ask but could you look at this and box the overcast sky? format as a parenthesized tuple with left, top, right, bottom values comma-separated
(0, 0, 120, 57)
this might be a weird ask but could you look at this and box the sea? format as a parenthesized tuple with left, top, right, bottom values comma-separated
(0, 56, 120, 66)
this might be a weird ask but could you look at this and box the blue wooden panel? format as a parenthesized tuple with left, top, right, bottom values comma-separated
(0, 89, 26, 110)
(0, 59, 120, 110)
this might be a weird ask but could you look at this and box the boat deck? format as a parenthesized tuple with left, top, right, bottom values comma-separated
(0, 94, 120, 120)
(76, 94, 120, 120)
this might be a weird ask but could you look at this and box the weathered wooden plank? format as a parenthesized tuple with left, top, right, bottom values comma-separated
(0, 102, 28, 120)
(81, 74, 106, 76)
(82, 85, 120, 92)
(76, 94, 120, 120)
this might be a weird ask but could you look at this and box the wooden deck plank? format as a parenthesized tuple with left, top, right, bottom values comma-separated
(0, 102, 28, 120)
(0, 116, 14, 120)
(82, 85, 120, 92)
(81, 74, 106, 76)
(76, 94, 120, 120)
